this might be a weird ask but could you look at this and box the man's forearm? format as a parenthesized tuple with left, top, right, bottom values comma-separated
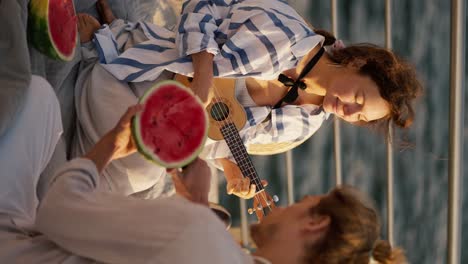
(36, 158, 202, 264)
(83, 135, 117, 174)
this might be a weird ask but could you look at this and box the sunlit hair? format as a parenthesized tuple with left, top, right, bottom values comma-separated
(304, 186, 408, 264)
(315, 30, 423, 131)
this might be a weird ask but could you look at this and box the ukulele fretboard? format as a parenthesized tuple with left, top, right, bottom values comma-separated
(220, 123, 264, 192)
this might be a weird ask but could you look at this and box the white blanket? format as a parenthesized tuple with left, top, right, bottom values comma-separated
(73, 20, 170, 196)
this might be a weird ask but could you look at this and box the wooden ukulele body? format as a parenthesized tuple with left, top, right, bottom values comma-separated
(174, 75, 246, 141)
(174, 74, 276, 221)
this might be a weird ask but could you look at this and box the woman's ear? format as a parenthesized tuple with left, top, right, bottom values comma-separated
(350, 58, 367, 69)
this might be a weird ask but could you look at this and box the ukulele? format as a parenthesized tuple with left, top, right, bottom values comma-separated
(175, 75, 278, 221)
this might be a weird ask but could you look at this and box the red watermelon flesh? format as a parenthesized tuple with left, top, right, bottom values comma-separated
(29, 0, 77, 61)
(135, 81, 208, 167)
(49, 0, 77, 58)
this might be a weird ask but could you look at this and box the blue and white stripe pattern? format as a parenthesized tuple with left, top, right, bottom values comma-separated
(96, 0, 324, 82)
(200, 79, 330, 167)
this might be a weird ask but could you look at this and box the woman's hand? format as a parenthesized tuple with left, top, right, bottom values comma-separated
(168, 158, 212, 206)
(190, 74, 213, 103)
(84, 105, 143, 173)
(191, 50, 214, 103)
(226, 177, 268, 199)
(218, 158, 267, 199)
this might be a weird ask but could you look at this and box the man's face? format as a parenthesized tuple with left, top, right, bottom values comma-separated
(250, 195, 326, 247)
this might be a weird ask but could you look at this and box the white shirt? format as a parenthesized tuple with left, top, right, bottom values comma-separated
(36, 158, 254, 264)
(0, 76, 62, 232)
(0, 76, 91, 263)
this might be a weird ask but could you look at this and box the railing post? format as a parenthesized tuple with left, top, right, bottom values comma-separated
(331, 0, 342, 186)
(239, 199, 250, 248)
(447, 0, 465, 263)
(384, 0, 395, 247)
(285, 150, 295, 205)
(208, 166, 220, 204)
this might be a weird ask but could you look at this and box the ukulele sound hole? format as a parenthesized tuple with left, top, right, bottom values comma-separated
(210, 102, 230, 121)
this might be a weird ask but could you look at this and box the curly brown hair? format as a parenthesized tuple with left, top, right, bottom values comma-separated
(315, 30, 422, 130)
(304, 186, 408, 264)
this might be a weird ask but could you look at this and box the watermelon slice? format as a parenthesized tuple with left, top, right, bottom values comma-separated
(28, 0, 77, 61)
(132, 81, 209, 168)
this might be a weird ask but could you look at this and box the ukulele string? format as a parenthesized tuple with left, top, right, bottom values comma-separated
(209, 83, 270, 212)
(209, 81, 273, 213)
(209, 82, 263, 191)
(213, 86, 263, 194)
(210, 84, 266, 191)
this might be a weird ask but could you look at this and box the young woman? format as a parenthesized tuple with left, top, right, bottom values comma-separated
(176, 0, 422, 199)
(75, 0, 421, 198)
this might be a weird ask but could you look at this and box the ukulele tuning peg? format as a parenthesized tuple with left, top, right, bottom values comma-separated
(272, 195, 279, 203)
(247, 208, 255, 215)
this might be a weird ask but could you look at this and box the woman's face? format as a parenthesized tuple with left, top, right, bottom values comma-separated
(322, 69, 390, 123)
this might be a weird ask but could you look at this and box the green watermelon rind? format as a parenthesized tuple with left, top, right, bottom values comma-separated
(28, 0, 77, 61)
(131, 80, 209, 168)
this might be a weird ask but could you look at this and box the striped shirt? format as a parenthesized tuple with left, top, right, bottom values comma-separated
(200, 79, 329, 166)
(96, 0, 324, 82)
(92, 0, 330, 164)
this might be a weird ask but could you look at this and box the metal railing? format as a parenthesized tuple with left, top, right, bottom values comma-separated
(385, 0, 395, 247)
(331, 0, 343, 186)
(447, 0, 465, 263)
(285, 150, 295, 205)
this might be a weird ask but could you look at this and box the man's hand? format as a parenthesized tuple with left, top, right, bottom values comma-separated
(106, 104, 144, 160)
(84, 105, 143, 173)
(168, 158, 212, 206)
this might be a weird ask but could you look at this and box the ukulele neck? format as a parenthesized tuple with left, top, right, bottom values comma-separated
(220, 123, 264, 192)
